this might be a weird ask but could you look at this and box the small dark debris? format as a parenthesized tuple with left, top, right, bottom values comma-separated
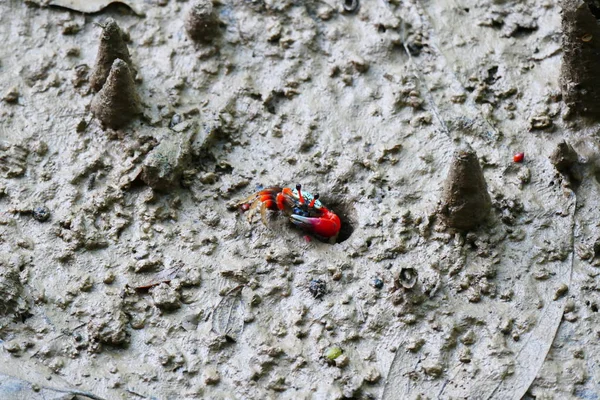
(309, 279, 327, 299)
(32, 206, 50, 222)
(406, 42, 423, 56)
(371, 277, 384, 289)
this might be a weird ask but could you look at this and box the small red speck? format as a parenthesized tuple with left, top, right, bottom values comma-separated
(513, 152, 524, 163)
(304, 235, 312, 243)
(240, 203, 250, 212)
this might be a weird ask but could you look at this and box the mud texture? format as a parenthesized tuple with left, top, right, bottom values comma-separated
(1, 0, 600, 399)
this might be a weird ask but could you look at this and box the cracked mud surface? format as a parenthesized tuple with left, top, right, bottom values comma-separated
(1, 0, 600, 399)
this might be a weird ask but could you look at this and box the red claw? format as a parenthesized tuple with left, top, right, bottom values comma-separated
(289, 210, 341, 240)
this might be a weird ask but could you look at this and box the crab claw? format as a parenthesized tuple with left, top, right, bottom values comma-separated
(289, 212, 341, 240)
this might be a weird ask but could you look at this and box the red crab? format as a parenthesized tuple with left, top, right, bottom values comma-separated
(239, 184, 341, 241)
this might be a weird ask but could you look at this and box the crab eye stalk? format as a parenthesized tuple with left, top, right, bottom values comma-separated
(296, 184, 305, 204)
(309, 193, 319, 208)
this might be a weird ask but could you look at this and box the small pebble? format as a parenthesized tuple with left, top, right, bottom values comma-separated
(32, 206, 51, 222)
(334, 354, 349, 368)
(553, 283, 568, 300)
(3, 87, 19, 103)
(203, 367, 220, 385)
(169, 114, 183, 128)
(370, 277, 384, 289)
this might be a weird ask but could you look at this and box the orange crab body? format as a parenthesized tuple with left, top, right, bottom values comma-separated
(239, 184, 341, 241)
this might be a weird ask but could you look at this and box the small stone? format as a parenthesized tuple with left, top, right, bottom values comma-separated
(169, 114, 183, 128)
(529, 115, 553, 130)
(499, 318, 513, 334)
(76, 119, 88, 133)
(309, 279, 327, 299)
(103, 272, 115, 284)
(62, 21, 82, 35)
(422, 360, 443, 378)
(32, 206, 51, 222)
(334, 354, 349, 368)
(87, 306, 129, 347)
(3, 340, 21, 354)
(364, 366, 381, 383)
(350, 56, 369, 73)
(459, 348, 472, 363)
(141, 124, 196, 191)
(467, 290, 481, 303)
(150, 283, 181, 310)
(370, 277, 384, 289)
(203, 367, 220, 385)
(553, 283, 568, 300)
(79, 276, 93, 292)
(406, 338, 425, 352)
(564, 312, 578, 322)
(2, 87, 19, 103)
(32, 141, 48, 156)
(317, 4, 335, 20)
(461, 330, 476, 345)
(550, 140, 578, 174)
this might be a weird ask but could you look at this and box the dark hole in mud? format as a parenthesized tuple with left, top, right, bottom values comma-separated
(585, 0, 600, 19)
(343, 0, 359, 13)
(485, 66, 499, 84)
(512, 25, 538, 37)
(594, 167, 600, 186)
(249, 92, 262, 101)
(264, 90, 285, 114)
(592, 303, 599, 312)
(19, 311, 33, 323)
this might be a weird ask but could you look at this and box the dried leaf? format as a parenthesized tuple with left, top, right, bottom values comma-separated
(211, 291, 244, 342)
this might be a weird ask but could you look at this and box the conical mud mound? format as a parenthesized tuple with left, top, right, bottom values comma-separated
(91, 59, 140, 129)
(185, 0, 219, 43)
(438, 146, 491, 231)
(90, 18, 133, 92)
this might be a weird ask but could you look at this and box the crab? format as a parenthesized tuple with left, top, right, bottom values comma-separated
(239, 184, 341, 241)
